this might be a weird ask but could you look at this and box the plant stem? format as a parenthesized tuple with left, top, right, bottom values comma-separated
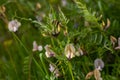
(68, 61, 74, 80)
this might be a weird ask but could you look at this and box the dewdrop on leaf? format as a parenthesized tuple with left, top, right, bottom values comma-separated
(94, 58, 104, 71)
(8, 19, 21, 32)
(32, 41, 43, 52)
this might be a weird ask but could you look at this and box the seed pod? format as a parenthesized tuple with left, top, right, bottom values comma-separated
(115, 37, 120, 50)
(110, 36, 117, 47)
(0, 5, 6, 13)
(85, 71, 94, 79)
(94, 69, 102, 80)
(103, 18, 110, 31)
(106, 18, 110, 29)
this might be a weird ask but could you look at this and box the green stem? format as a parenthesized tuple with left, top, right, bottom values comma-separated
(12, 32, 29, 54)
(33, 58, 45, 76)
(56, 39, 63, 50)
(68, 61, 74, 80)
(51, 37, 55, 47)
(12, 32, 32, 80)
(39, 53, 49, 79)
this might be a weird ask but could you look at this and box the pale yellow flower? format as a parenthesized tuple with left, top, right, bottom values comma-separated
(49, 64, 60, 77)
(64, 43, 76, 59)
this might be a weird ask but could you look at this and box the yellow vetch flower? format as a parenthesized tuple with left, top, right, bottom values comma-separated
(64, 43, 76, 59)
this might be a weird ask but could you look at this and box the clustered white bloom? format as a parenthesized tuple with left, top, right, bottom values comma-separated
(8, 19, 21, 32)
(32, 41, 43, 52)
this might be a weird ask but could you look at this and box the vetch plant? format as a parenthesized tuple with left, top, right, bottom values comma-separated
(3, 0, 120, 80)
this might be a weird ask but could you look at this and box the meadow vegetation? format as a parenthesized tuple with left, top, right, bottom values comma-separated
(0, 0, 120, 80)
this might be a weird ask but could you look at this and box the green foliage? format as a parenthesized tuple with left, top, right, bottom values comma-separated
(0, 0, 120, 80)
